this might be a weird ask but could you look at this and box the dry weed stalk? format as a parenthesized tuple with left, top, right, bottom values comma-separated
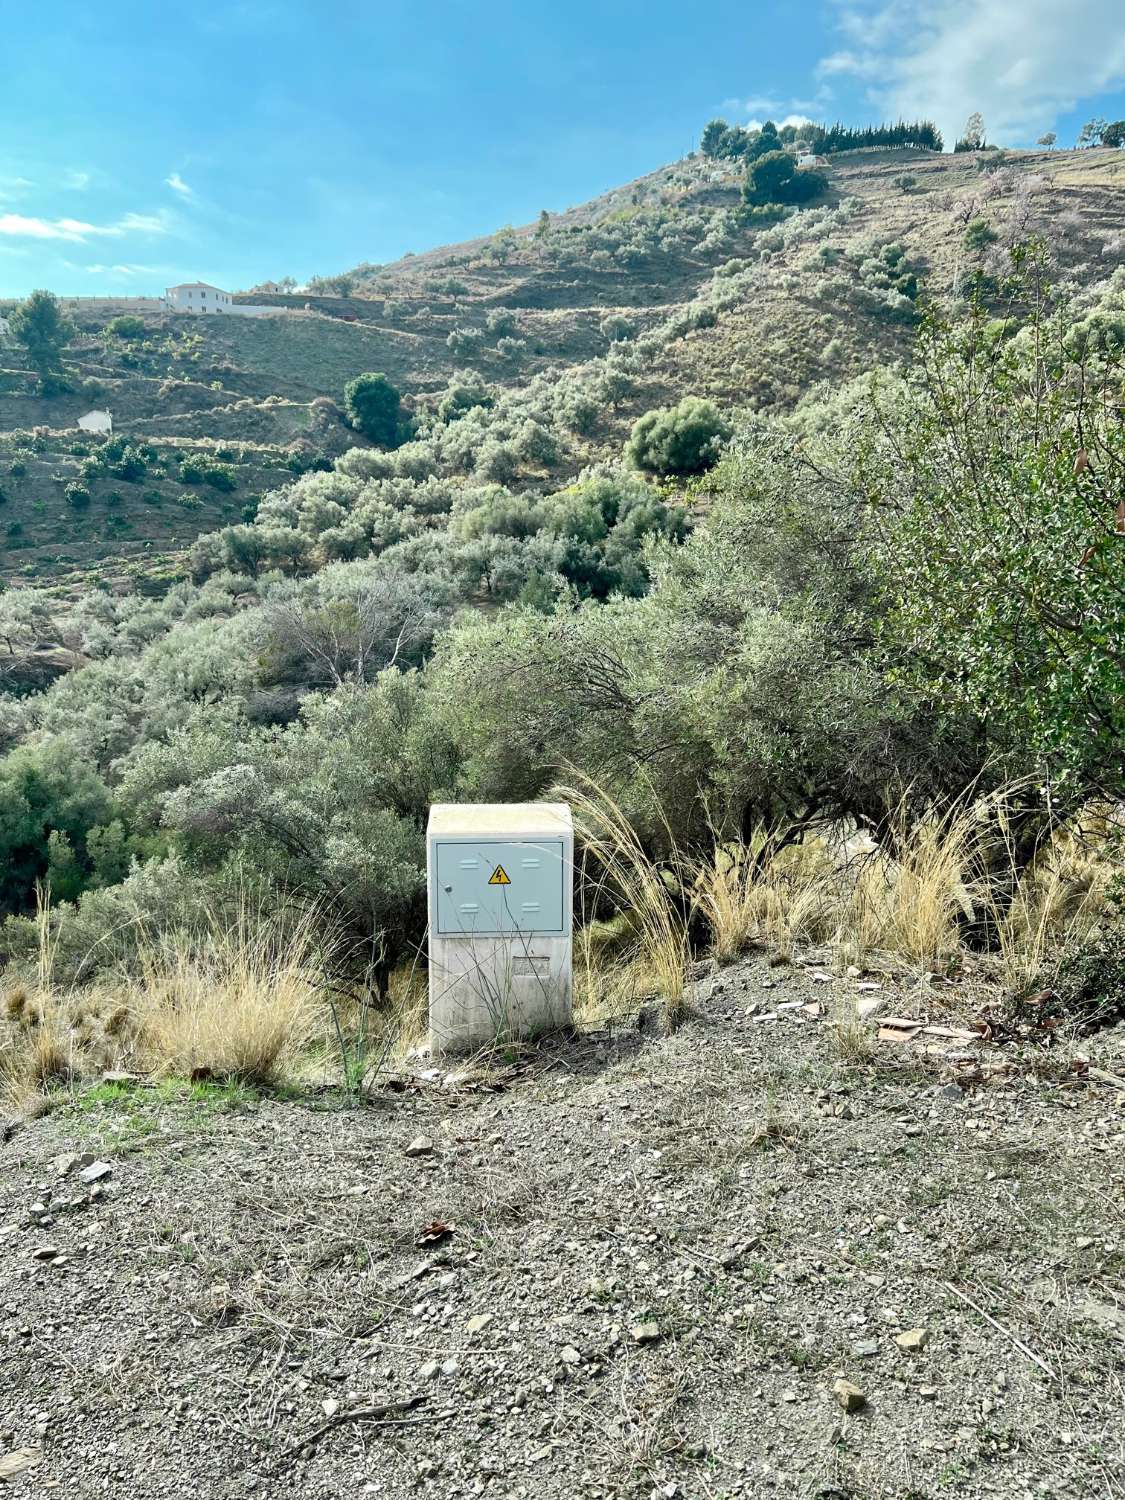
(557, 778, 690, 1027)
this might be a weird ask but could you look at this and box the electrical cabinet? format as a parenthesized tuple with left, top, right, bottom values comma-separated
(426, 804, 573, 1054)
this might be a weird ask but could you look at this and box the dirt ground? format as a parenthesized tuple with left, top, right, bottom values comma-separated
(2, 954, 1124, 1499)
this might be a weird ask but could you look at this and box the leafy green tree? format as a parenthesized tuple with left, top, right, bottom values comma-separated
(0, 740, 113, 913)
(745, 120, 781, 161)
(344, 372, 404, 447)
(744, 150, 825, 207)
(626, 397, 730, 476)
(893, 173, 917, 195)
(1102, 121, 1125, 148)
(1036, 132, 1057, 150)
(9, 290, 71, 390)
(701, 119, 730, 158)
(865, 247, 1125, 798)
(1078, 117, 1107, 148)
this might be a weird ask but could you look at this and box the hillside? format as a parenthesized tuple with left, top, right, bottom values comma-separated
(1, 143, 1123, 589)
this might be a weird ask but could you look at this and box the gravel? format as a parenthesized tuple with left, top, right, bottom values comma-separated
(1, 953, 1123, 1498)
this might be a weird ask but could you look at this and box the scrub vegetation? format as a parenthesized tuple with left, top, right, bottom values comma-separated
(0, 132, 1124, 1103)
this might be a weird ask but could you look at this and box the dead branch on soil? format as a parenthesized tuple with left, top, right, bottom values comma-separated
(943, 1280, 1058, 1380)
(270, 1395, 436, 1469)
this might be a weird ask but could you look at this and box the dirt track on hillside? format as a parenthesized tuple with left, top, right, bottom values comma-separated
(2, 955, 1124, 1499)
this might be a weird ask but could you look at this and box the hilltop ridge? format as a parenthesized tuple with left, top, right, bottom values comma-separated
(1, 143, 1123, 588)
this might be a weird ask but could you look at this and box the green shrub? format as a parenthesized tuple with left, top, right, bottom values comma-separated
(9, 461, 27, 478)
(1048, 887, 1125, 1031)
(105, 314, 147, 341)
(626, 396, 731, 476)
(344, 372, 404, 448)
(204, 463, 238, 492)
(744, 151, 826, 208)
(64, 481, 91, 509)
(964, 218, 999, 252)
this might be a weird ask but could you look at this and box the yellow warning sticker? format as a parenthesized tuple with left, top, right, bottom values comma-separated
(488, 864, 511, 886)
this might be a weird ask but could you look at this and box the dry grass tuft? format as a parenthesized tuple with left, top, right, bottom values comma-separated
(559, 779, 691, 1028)
(0, 894, 328, 1109)
(129, 908, 322, 1084)
(827, 994, 878, 1066)
(690, 789, 1116, 992)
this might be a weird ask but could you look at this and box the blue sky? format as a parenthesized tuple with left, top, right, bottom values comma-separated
(2, 0, 1123, 297)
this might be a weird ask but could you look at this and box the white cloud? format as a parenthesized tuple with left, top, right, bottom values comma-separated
(0, 176, 34, 203)
(64, 170, 90, 190)
(818, 0, 1125, 145)
(746, 113, 819, 133)
(0, 209, 171, 243)
(118, 211, 171, 234)
(165, 172, 193, 197)
(86, 263, 158, 277)
(724, 93, 783, 115)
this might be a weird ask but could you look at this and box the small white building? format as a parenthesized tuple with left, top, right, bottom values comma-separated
(164, 281, 233, 313)
(162, 282, 274, 318)
(77, 410, 113, 434)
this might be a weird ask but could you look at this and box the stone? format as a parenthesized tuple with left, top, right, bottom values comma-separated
(852, 1340, 880, 1358)
(560, 1345, 581, 1366)
(31, 1246, 59, 1261)
(417, 1360, 439, 1380)
(78, 1161, 113, 1185)
(51, 1153, 81, 1178)
(405, 1136, 434, 1158)
(466, 1313, 493, 1335)
(832, 1378, 866, 1413)
(895, 1328, 929, 1352)
(630, 1322, 661, 1345)
(440, 1357, 459, 1376)
(919, 1386, 938, 1401)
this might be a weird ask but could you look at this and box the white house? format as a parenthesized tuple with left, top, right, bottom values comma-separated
(78, 410, 113, 434)
(164, 282, 233, 313)
(162, 282, 274, 317)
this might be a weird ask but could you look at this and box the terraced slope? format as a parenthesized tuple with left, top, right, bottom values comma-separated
(1, 144, 1121, 587)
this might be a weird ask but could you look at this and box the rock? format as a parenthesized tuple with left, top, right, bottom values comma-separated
(466, 1313, 493, 1335)
(895, 1328, 929, 1352)
(0, 1448, 41, 1481)
(856, 996, 887, 1022)
(405, 1136, 434, 1158)
(417, 1360, 439, 1380)
(51, 1153, 81, 1178)
(919, 1386, 938, 1401)
(832, 1378, 866, 1413)
(31, 1246, 59, 1261)
(852, 1340, 880, 1358)
(630, 1322, 661, 1345)
(78, 1161, 113, 1185)
(560, 1345, 581, 1366)
(440, 1357, 459, 1376)
(321, 1398, 339, 1417)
